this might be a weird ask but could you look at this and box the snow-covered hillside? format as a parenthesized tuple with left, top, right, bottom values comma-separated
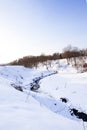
(0, 61, 87, 130)
(37, 59, 77, 73)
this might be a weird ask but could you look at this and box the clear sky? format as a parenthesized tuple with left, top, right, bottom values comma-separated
(0, 0, 87, 63)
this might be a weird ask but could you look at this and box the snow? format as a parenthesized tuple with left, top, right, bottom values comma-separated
(38, 59, 77, 73)
(39, 73, 87, 111)
(0, 61, 86, 130)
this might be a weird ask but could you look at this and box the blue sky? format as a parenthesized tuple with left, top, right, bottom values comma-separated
(0, 0, 87, 63)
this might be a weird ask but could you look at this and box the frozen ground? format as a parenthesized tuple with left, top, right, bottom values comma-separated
(0, 60, 87, 130)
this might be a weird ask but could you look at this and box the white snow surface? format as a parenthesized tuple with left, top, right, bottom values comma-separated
(0, 63, 86, 130)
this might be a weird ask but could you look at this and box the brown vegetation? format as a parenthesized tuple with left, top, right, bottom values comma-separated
(9, 45, 87, 70)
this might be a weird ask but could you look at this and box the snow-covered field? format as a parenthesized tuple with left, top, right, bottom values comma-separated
(0, 60, 87, 130)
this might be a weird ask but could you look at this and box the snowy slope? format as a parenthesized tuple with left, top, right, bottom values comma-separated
(39, 73, 87, 110)
(0, 65, 86, 130)
(37, 59, 77, 73)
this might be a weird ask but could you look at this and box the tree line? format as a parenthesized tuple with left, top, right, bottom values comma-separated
(9, 45, 87, 68)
